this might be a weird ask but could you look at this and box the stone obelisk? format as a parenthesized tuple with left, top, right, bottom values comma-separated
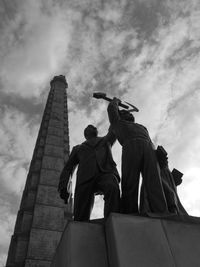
(6, 75, 72, 267)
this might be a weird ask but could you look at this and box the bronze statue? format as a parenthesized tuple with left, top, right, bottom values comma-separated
(58, 125, 120, 221)
(140, 146, 187, 215)
(107, 98, 168, 214)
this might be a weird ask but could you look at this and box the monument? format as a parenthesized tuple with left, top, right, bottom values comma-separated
(7, 76, 200, 267)
(52, 91, 200, 267)
(6, 75, 72, 267)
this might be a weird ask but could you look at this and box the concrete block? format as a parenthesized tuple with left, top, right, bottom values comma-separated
(6, 235, 17, 265)
(46, 135, 63, 147)
(25, 259, 51, 267)
(51, 106, 63, 115)
(40, 169, 61, 186)
(22, 191, 36, 210)
(51, 221, 108, 267)
(36, 185, 64, 207)
(27, 229, 62, 260)
(15, 235, 29, 262)
(42, 156, 64, 171)
(53, 96, 64, 104)
(52, 102, 64, 110)
(50, 112, 64, 121)
(30, 173, 40, 189)
(106, 213, 175, 267)
(39, 137, 45, 146)
(48, 126, 64, 137)
(21, 211, 33, 232)
(44, 145, 64, 158)
(37, 147, 44, 158)
(32, 204, 64, 231)
(32, 160, 42, 172)
(49, 119, 63, 128)
(162, 220, 200, 267)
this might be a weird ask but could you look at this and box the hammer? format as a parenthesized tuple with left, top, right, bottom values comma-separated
(93, 92, 139, 112)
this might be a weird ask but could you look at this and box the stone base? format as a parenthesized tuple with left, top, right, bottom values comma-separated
(51, 213, 200, 267)
(51, 221, 108, 267)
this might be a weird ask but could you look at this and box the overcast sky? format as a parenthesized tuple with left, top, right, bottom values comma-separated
(1, 0, 200, 265)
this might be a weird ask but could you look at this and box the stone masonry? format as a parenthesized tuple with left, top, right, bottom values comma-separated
(6, 75, 72, 267)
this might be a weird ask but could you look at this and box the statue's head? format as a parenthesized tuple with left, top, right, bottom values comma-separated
(119, 110, 135, 122)
(84, 125, 98, 140)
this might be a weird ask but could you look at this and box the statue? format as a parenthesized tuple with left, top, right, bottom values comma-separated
(140, 146, 188, 215)
(58, 125, 120, 221)
(107, 98, 168, 214)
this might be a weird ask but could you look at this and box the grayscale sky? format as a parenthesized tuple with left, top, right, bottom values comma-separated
(0, 0, 200, 265)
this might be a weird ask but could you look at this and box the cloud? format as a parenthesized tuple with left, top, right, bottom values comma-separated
(0, 0, 73, 98)
(0, 107, 38, 263)
(1, 0, 200, 265)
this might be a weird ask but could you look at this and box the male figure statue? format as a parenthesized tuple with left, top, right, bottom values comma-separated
(107, 98, 168, 214)
(58, 125, 120, 221)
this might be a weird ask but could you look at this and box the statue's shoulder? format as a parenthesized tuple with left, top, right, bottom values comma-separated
(136, 123, 147, 130)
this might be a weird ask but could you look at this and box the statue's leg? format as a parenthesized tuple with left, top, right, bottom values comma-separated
(121, 141, 141, 214)
(73, 181, 95, 221)
(96, 173, 120, 218)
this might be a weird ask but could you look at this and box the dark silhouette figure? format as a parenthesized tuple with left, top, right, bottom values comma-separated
(107, 98, 168, 214)
(140, 146, 187, 215)
(58, 125, 120, 221)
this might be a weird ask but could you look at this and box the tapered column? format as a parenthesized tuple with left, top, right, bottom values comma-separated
(6, 75, 72, 267)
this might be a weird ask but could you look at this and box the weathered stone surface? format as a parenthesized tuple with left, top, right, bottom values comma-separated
(36, 147, 44, 158)
(32, 160, 42, 172)
(15, 235, 29, 263)
(49, 119, 63, 128)
(44, 145, 63, 158)
(21, 212, 33, 232)
(106, 213, 200, 267)
(53, 96, 64, 104)
(51, 221, 108, 267)
(52, 102, 64, 110)
(106, 214, 175, 267)
(6, 235, 16, 265)
(48, 126, 64, 137)
(39, 137, 45, 146)
(36, 185, 64, 207)
(50, 112, 64, 121)
(22, 191, 37, 210)
(42, 156, 64, 171)
(30, 173, 40, 189)
(51, 106, 63, 115)
(32, 205, 64, 231)
(162, 220, 200, 267)
(41, 129, 48, 137)
(40, 169, 61, 186)
(25, 259, 51, 267)
(46, 135, 63, 146)
(27, 229, 62, 260)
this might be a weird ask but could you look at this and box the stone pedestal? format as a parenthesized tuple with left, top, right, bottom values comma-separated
(51, 213, 200, 267)
(51, 221, 108, 267)
(106, 213, 200, 267)
(106, 214, 174, 267)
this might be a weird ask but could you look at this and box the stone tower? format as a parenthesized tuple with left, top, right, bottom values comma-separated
(6, 75, 72, 267)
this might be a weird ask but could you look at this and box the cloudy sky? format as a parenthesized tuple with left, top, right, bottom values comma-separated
(0, 0, 200, 265)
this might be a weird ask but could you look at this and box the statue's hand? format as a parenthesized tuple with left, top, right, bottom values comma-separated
(58, 179, 70, 204)
(60, 189, 70, 204)
(113, 97, 121, 104)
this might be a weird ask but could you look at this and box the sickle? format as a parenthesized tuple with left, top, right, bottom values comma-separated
(125, 101, 139, 112)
